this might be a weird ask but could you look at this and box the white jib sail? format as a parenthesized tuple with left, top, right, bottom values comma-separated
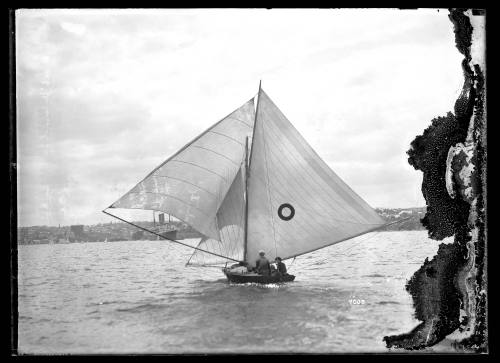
(246, 90, 385, 265)
(110, 99, 255, 241)
(186, 165, 246, 266)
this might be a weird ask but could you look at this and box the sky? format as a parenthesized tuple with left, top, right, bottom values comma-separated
(16, 8, 464, 227)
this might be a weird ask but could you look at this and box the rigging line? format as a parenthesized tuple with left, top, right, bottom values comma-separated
(243, 135, 251, 263)
(222, 229, 235, 260)
(207, 130, 245, 147)
(185, 238, 201, 265)
(263, 120, 372, 224)
(190, 237, 219, 266)
(226, 195, 243, 257)
(233, 225, 243, 259)
(278, 219, 401, 262)
(223, 226, 235, 259)
(190, 145, 241, 166)
(330, 231, 380, 259)
(247, 81, 261, 173)
(216, 235, 225, 260)
(102, 210, 242, 263)
(236, 177, 247, 258)
(189, 239, 205, 266)
(245, 85, 260, 262)
(217, 175, 243, 258)
(276, 220, 387, 260)
(225, 171, 245, 254)
(168, 160, 229, 183)
(261, 118, 279, 258)
(188, 264, 227, 268)
(218, 220, 235, 259)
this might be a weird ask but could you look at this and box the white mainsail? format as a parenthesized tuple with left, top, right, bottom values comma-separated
(106, 86, 388, 268)
(245, 89, 385, 265)
(109, 99, 255, 241)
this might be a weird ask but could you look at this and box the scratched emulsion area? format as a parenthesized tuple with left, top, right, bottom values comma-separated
(383, 9, 486, 352)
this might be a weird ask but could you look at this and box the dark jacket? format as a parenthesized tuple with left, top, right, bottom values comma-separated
(255, 257, 271, 275)
(276, 261, 287, 274)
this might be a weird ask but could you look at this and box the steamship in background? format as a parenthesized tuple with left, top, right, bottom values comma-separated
(151, 212, 178, 241)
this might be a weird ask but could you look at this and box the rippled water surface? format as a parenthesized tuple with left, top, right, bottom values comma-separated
(18, 231, 453, 354)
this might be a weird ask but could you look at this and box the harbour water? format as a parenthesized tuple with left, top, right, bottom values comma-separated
(18, 230, 454, 354)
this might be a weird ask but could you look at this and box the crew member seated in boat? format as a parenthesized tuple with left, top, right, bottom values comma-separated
(275, 257, 288, 276)
(255, 250, 271, 276)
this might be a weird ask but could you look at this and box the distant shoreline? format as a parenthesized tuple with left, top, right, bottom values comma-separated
(17, 207, 427, 245)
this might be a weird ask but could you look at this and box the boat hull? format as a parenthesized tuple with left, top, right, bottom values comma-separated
(222, 268, 295, 284)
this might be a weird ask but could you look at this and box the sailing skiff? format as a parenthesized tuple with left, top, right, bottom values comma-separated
(104, 83, 388, 284)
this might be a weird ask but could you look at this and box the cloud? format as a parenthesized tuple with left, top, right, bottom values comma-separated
(15, 9, 464, 226)
(60, 21, 86, 36)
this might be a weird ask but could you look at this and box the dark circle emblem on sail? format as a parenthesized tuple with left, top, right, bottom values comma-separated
(278, 203, 295, 221)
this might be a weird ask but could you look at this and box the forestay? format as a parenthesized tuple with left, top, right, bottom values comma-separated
(109, 99, 255, 241)
(245, 90, 385, 265)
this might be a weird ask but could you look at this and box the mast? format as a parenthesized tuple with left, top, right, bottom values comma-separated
(243, 136, 249, 262)
(243, 80, 261, 262)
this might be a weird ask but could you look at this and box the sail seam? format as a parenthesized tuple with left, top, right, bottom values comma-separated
(169, 160, 229, 183)
(226, 116, 253, 129)
(152, 175, 218, 197)
(190, 145, 241, 166)
(221, 165, 245, 260)
(207, 131, 245, 146)
(118, 101, 252, 194)
(107, 98, 254, 222)
(217, 189, 239, 259)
